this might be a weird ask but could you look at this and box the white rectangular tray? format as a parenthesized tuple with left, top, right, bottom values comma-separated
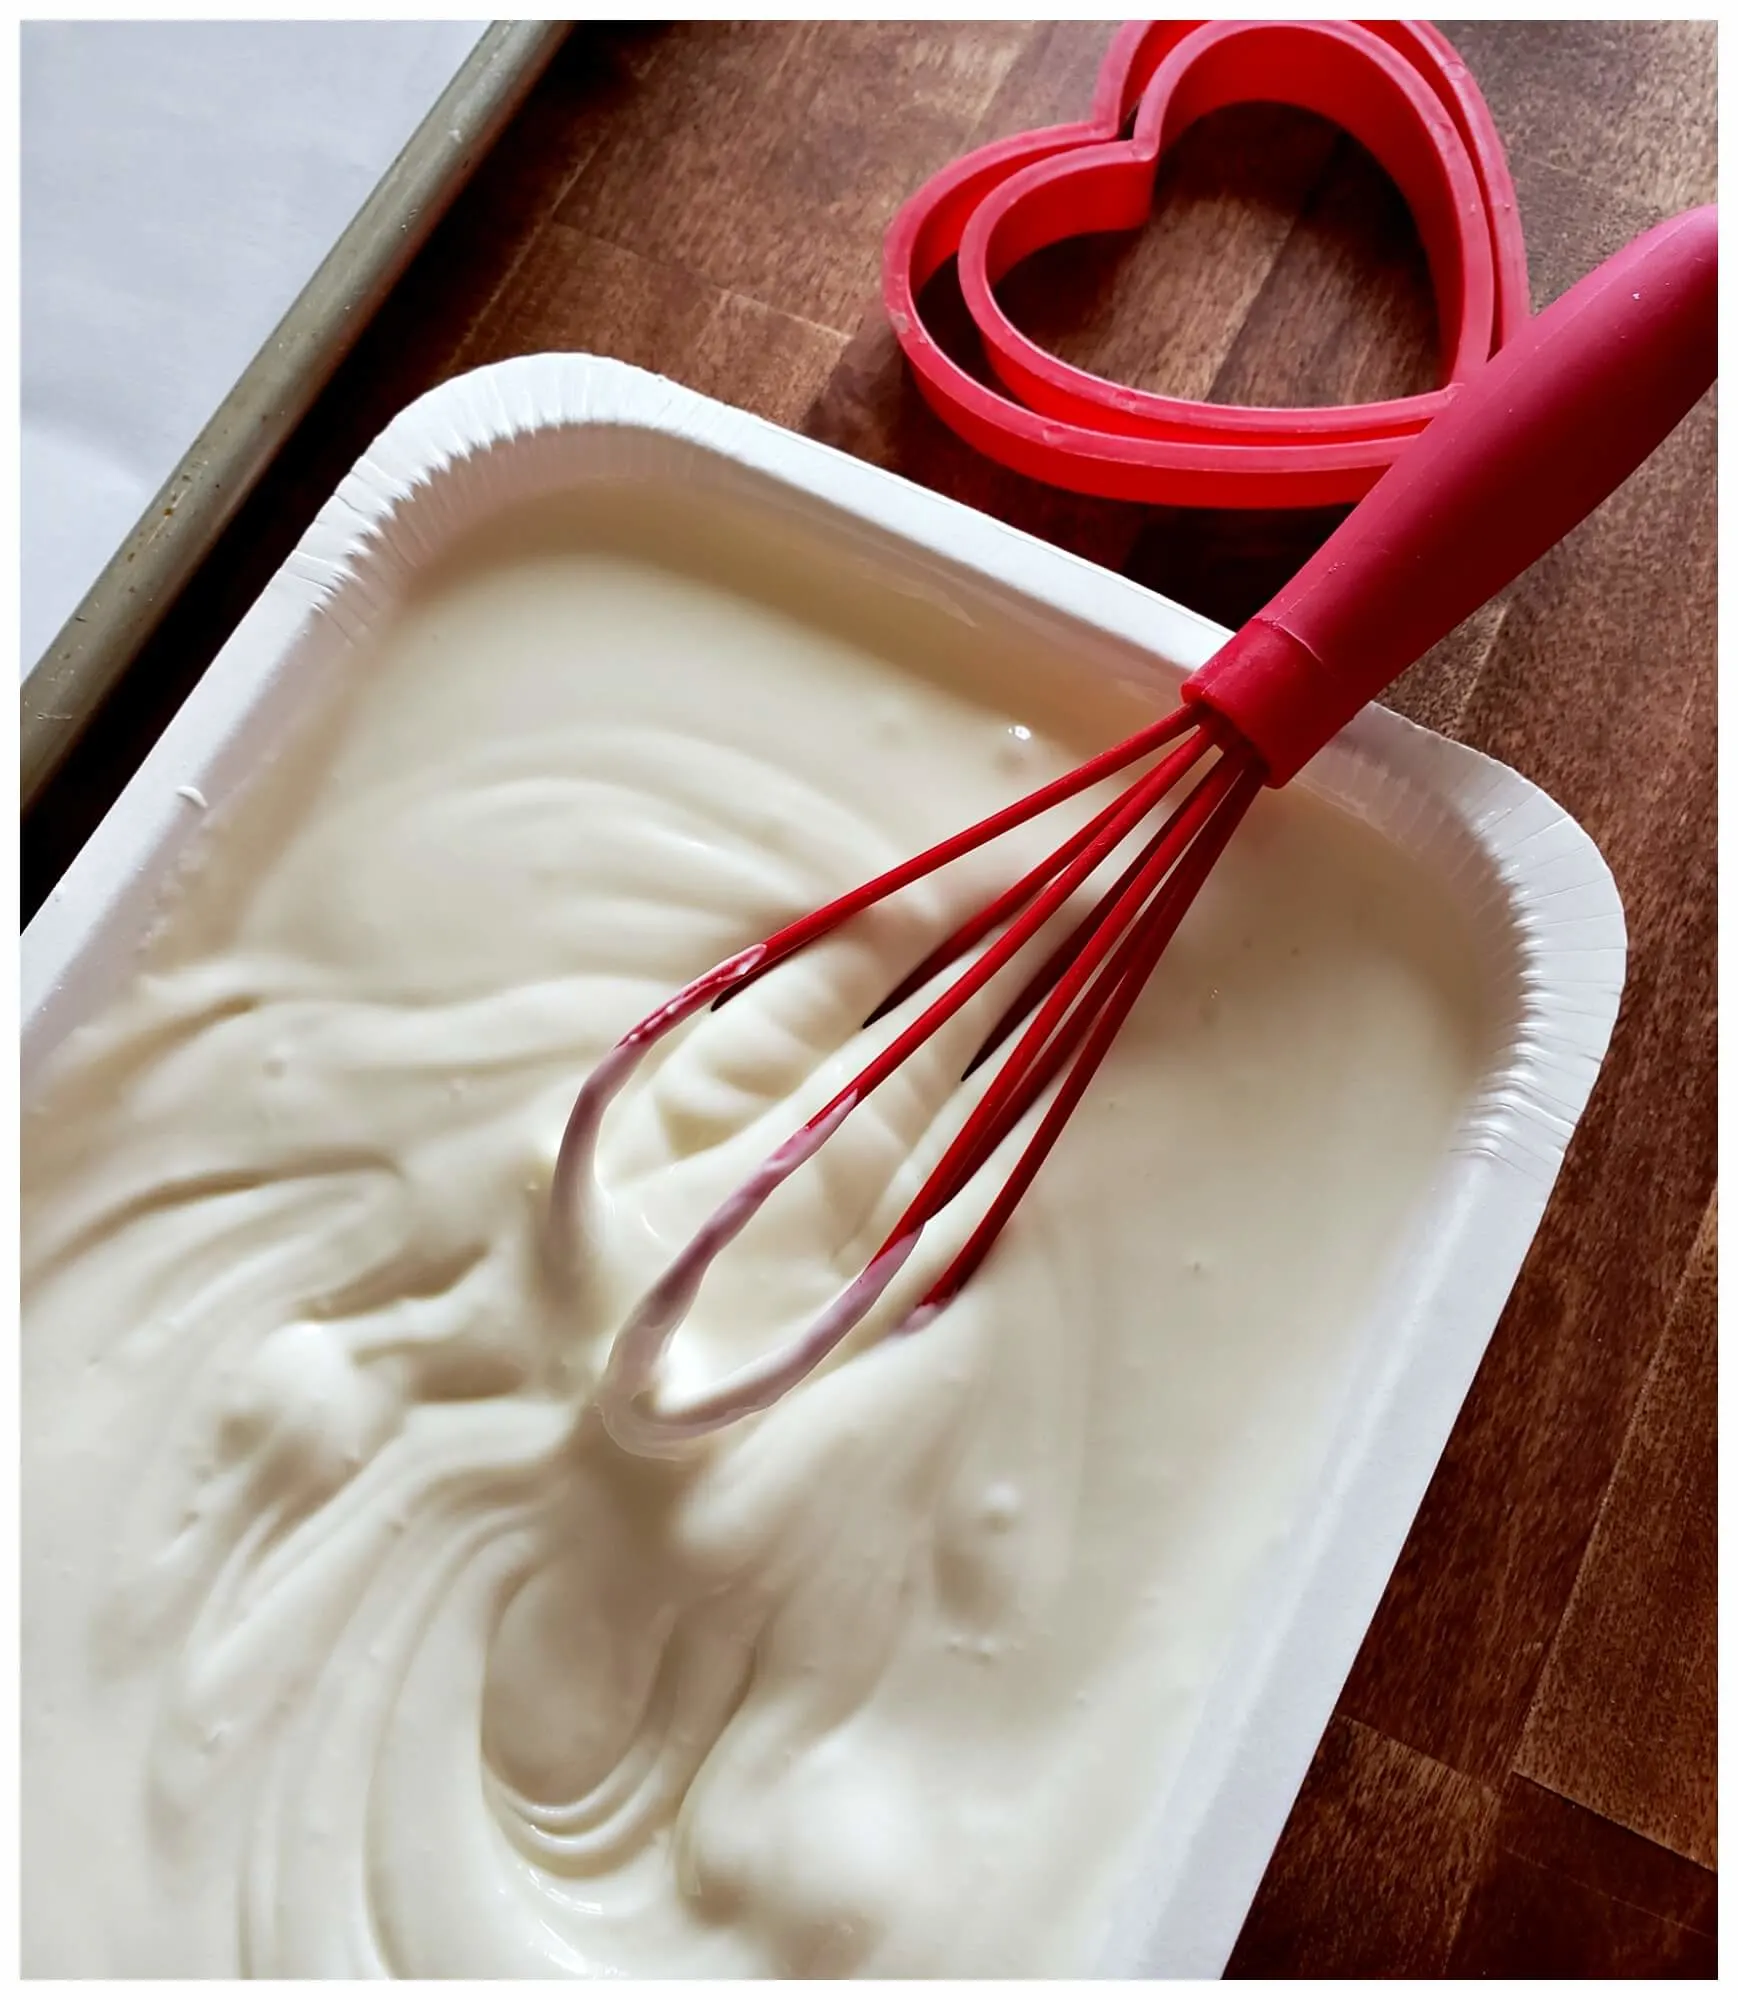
(21, 356, 1626, 1976)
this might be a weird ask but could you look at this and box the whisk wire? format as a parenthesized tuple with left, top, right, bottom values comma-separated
(894, 746, 1255, 1236)
(960, 732, 1232, 1080)
(711, 703, 1199, 1016)
(568, 706, 1264, 1447)
(863, 718, 1216, 1027)
(706, 714, 1214, 1175)
(902, 754, 1264, 1321)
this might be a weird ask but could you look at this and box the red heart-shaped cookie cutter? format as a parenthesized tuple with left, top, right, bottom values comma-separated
(882, 19, 1530, 507)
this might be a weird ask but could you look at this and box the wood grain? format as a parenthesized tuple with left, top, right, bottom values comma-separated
(1449, 1770, 1719, 1980)
(1225, 1719, 1498, 1978)
(555, 20, 1031, 333)
(1516, 1195, 1718, 1869)
(451, 223, 847, 427)
(1483, 1774, 1717, 1940)
(1450, 1848, 1717, 1978)
(1441, 19, 1717, 222)
(19, 20, 1716, 1977)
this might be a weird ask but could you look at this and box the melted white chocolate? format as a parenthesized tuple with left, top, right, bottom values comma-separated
(21, 490, 1486, 1976)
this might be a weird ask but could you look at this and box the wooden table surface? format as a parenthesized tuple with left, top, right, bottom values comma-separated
(22, 19, 1716, 1979)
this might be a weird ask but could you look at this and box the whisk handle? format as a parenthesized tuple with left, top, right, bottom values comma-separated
(1183, 202, 1717, 786)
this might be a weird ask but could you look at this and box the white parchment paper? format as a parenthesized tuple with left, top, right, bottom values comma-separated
(20, 20, 486, 673)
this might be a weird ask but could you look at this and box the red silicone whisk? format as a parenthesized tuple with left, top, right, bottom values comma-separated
(556, 203, 1716, 1456)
